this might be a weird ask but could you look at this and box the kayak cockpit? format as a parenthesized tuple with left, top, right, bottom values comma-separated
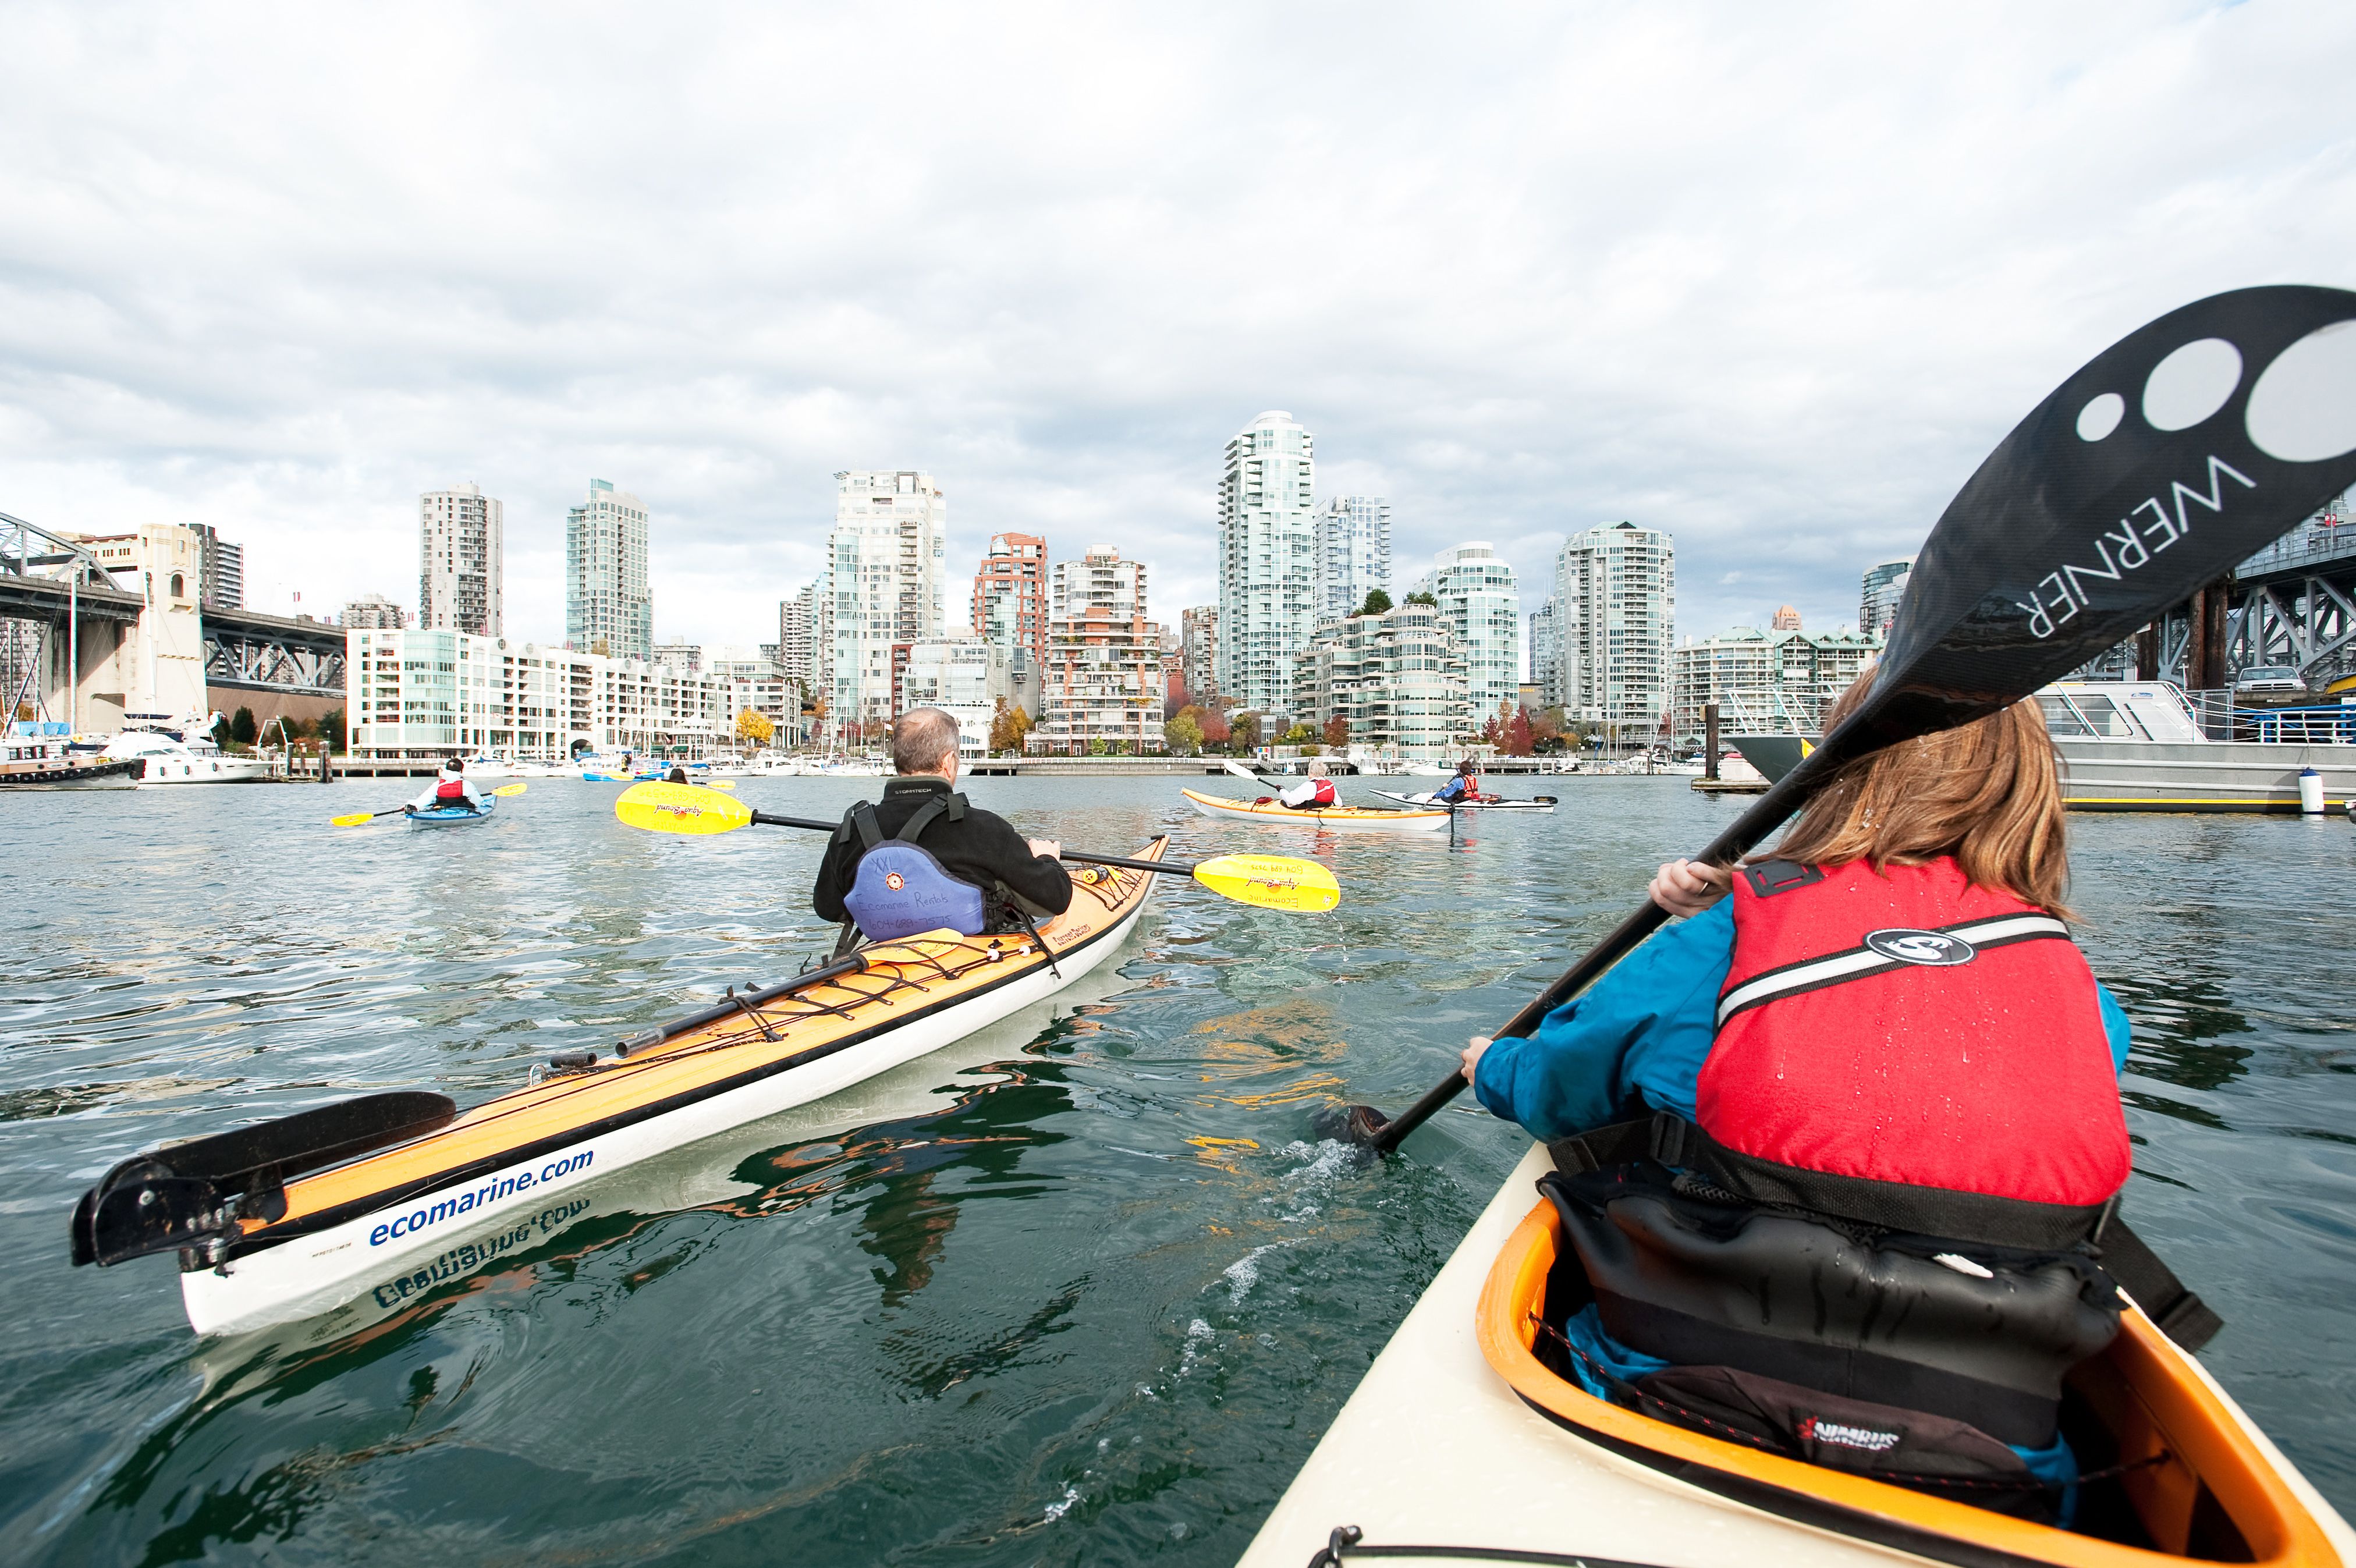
(1476, 1196, 2343, 1568)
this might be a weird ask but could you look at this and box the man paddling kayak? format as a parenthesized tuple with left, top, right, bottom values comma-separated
(1431, 759, 1482, 804)
(812, 708, 1068, 943)
(405, 756, 485, 814)
(1458, 674, 2133, 1517)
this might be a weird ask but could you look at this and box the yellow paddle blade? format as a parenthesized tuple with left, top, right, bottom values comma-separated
(492, 782, 528, 796)
(329, 811, 378, 827)
(1191, 853, 1340, 913)
(615, 780, 755, 836)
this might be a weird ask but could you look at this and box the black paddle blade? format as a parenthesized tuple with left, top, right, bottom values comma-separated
(1311, 1102, 1392, 1144)
(1848, 284, 2356, 763)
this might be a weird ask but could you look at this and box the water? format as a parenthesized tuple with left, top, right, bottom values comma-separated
(1, 776, 2351, 1565)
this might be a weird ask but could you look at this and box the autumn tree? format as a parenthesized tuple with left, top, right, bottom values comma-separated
(1505, 707, 1534, 757)
(988, 698, 1034, 755)
(1230, 711, 1262, 751)
(1165, 708, 1204, 755)
(1321, 714, 1349, 750)
(1197, 704, 1232, 750)
(735, 708, 775, 745)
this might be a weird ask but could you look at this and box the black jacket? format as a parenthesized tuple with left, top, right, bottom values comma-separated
(812, 776, 1072, 927)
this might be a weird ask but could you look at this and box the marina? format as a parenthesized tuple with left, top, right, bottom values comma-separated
(6, 775, 2355, 1564)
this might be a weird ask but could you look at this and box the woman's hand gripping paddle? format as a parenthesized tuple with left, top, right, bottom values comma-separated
(612, 781, 1342, 913)
(331, 781, 527, 827)
(1332, 283, 2356, 1154)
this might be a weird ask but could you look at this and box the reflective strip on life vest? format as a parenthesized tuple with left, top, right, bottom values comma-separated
(1713, 912, 2071, 1029)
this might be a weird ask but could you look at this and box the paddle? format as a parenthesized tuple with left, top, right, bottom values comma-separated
(331, 781, 527, 826)
(1334, 283, 2356, 1153)
(611, 780, 1342, 912)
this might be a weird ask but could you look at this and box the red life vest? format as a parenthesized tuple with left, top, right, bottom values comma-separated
(435, 775, 467, 801)
(1281, 778, 1337, 808)
(1697, 856, 2130, 1210)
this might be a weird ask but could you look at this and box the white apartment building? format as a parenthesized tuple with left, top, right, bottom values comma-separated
(1528, 598, 1561, 705)
(1216, 411, 1317, 719)
(342, 593, 407, 630)
(566, 478, 650, 661)
(826, 470, 948, 735)
(1412, 542, 1522, 726)
(778, 579, 819, 689)
(193, 524, 245, 611)
(1032, 611, 1166, 754)
(1051, 544, 1145, 621)
(895, 639, 1035, 760)
(1862, 556, 1915, 638)
(1292, 602, 1474, 755)
(1180, 606, 1218, 702)
(703, 643, 805, 747)
(1314, 495, 1391, 622)
(1668, 625, 1881, 742)
(1552, 522, 1676, 736)
(420, 483, 503, 637)
(346, 627, 734, 761)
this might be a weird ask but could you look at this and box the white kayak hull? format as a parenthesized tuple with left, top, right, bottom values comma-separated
(1182, 788, 1451, 832)
(178, 886, 1152, 1336)
(1372, 789, 1557, 813)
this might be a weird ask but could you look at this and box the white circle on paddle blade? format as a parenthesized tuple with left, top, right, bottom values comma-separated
(2247, 320, 2356, 462)
(2076, 392, 2125, 441)
(2141, 337, 2243, 431)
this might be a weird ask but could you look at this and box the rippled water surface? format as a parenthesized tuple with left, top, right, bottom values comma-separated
(3, 776, 2353, 1565)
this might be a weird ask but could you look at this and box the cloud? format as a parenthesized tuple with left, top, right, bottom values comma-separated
(2, 1, 2351, 650)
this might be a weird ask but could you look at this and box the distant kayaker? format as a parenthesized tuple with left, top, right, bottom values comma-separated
(1431, 759, 1479, 804)
(1459, 673, 2134, 1511)
(405, 757, 484, 814)
(812, 707, 1069, 944)
(666, 765, 688, 783)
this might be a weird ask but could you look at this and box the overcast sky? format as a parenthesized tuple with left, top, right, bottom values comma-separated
(3, 2, 2351, 657)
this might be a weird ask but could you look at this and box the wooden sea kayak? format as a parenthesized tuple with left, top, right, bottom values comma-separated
(1240, 1143, 2354, 1568)
(1182, 788, 1451, 832)
(70, 839, 1167, 1336)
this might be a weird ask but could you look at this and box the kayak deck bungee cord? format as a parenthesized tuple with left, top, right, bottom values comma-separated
(70, 839, 1166, 1336)
(1239, 1145, 2355, 1568)
(1181, 788, 1452, 831)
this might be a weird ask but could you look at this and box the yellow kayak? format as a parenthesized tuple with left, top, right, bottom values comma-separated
(1181, 788, 1451, 832)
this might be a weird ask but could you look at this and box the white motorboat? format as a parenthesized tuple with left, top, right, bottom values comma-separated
(102, 716, 276, 785)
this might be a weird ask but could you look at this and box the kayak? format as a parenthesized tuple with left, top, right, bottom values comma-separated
(1182, 788, 1451, 832)
(1239, 1142, 2355, 1567)
(406, 795, 496, 827)
(69, 839, 1166, 1336)
(1373, 789, 1559, 813)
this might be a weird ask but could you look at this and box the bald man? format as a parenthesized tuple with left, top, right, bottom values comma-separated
(812, 707, 1071, 941)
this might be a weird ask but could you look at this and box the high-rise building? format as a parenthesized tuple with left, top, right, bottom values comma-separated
(566, 479, 648, 660)
(1551, 522, 1676, 735)
(1180, 606, 1218, 703)
(1216, 410, 1318, 718)
(826, 470, 948, 733)
(778, 580, 820, 688)
(1528, 597, 1561, 707)
(973, 532, 1048, 672)
(1314, 495, 1390, 622)
(1293, 602, 1472, 755)
(1411, 542, 1521, 725)
(1051, 544, 1145, 621)
(1771, 605, 1802, 631)
(420, 483, 503, 637)
(342, 593, 406, 629)
(1861, 556, 1915, 638)
(1669, 625, 1881, 741)
(192, 524, 244, 611)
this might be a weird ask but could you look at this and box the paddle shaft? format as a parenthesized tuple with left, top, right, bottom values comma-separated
(746, 809, 1212, 878)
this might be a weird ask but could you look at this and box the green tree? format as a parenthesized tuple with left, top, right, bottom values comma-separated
(318, 708, 344, 752)
(229, 706, 257, 746)
(1359, 588, 1392, 616)
(1230, 711, 1262, 751)
(1279, 721, 1316, 745)
(1404, 590, 1437, 607)
(1164, 710, 1204, 755)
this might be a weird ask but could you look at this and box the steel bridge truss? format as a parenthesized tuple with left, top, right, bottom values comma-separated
(204, 625, 345, 697)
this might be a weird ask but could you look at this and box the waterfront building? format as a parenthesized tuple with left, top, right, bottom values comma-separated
(565, 478, 650, 661)
(703, 643, 804, 747)
(192, 524, 244, 611)
(1051, 544, 1145, 622)
(1771, 604, 1802, 630)
(652, 641, 702, 676)
(420, 483, 503, 637)
(1032, 610, 1166, 754)
(1528, 597, 1561, 706)
(1667, 624, 1881, 741)
(1862, 556, 1914, 638)
(1314, 495, 1391, 622)
(826, 470, 948, 736)
(1550, 522, 1676, 737)
(346, 626, 733, 761)
(1291, 602, 1472, 755)
(1180, 605, 1218, 703)
(778, 579, 819, 687)
(341, 593, 406, 630)
(1410, 542, 1521, 724)
(972, 532, 1049, 672)
(1216, 410, 1317, 720)
(893, 638, 1037, 760)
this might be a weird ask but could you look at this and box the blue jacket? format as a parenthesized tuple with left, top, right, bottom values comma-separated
(1472, 900, 2133, 1141)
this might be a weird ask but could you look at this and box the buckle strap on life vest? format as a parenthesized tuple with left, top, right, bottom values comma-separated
(1713, 911, 2073, 1029)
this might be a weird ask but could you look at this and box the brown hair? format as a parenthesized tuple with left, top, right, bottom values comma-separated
(1766, 676, 2073, 917)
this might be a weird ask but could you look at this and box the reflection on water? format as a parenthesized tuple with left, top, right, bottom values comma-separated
(3, 779, 2354, 1563)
